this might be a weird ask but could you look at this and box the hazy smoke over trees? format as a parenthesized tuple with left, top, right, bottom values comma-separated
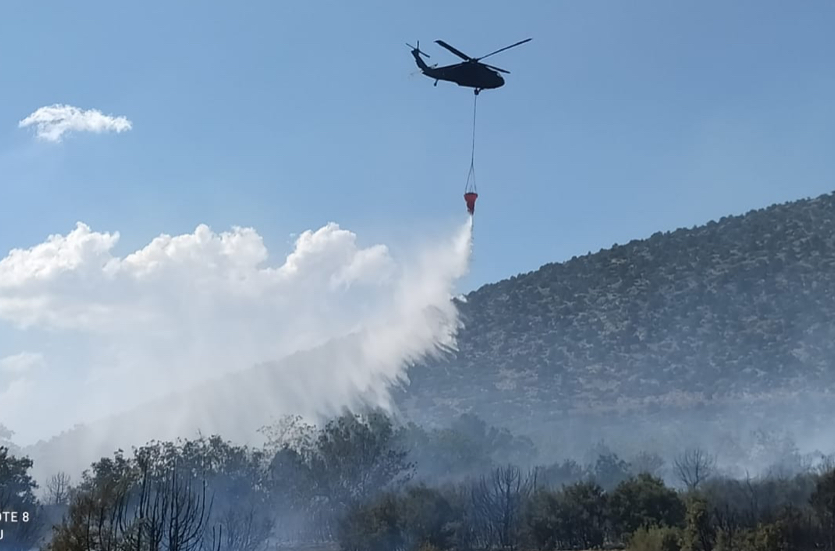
(5, 409, 835, 551)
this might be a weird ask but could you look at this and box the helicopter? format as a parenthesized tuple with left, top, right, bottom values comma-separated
(408, 38, 532, 95)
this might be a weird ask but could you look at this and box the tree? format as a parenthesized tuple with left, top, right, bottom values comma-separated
(46, 451, 136, 551)
(400, 422, 491, 482)
(312, 411, 413, 507)
(593, 452, 632, 491)
(536, 459, 586, 490)
(700, 477, 749, 544)
(217, 503, 272, 551)
(45, 472, 73, 506)
(400, 485, 459, 550)
(267, 445, 315, 541)
(449, 414, 538, 470)
(0, 447, 42, 550)
(258, 414, 317, 457)
(764, 505, 817, 551)
(120, 461, 219, 551)
(470, 465, 534, 550)
(609, 473, 686, 540)
(133, 436, 272, 551)
(176, 436, 272, 551)
(628, 526, 682, 551)
(675, 448, 716, 491)
(563, 480, 608, 549)
(525, 480, 608, 551)
(524, 489, 561, 551)
(681, 495, 715, 551)
(0, 447, 39, 508)
(630, 451, 667, 478)
(47, 443, 234, 551)
(811, 468, 835, 551)
(303, 411, 414, 541)
(338, 492, 404, 551)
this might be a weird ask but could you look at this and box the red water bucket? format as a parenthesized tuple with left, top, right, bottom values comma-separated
(464, 192, 478, 215)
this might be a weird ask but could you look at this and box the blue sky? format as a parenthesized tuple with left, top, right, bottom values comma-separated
(1, 0, 834, 292)
(2, 1, 835, 447)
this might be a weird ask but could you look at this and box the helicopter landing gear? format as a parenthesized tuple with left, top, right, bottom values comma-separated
(434, 80, 438, 87)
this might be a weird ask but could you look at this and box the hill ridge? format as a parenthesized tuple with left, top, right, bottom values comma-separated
(400, 190, 835, 433)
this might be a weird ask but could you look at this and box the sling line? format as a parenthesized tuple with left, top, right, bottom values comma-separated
(465, 93, 478, 193)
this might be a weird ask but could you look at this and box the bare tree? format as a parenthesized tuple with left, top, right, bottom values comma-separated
(46, 472, 73, 506)
(471, 464, 535, 550)
(219, 503, 273, 551)
(119, 459, 218, 551)
(818, 454, 835, 476)
(48, 445, 233, 551)
(164, 469, 214, 551)
(674, 447, 716, 491)
(201, 525, 224, 551)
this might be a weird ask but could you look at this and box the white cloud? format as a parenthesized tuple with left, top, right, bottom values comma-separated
(18, 104, 132, 142)
(0, 353, 43, 433)
(0, 219, 473, 455)
(0, 352, 44, 375)
(0, 378, 35, 416)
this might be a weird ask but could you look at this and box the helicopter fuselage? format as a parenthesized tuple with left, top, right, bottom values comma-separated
(425, 62, 505, 90)
(412, 50, 504, 91)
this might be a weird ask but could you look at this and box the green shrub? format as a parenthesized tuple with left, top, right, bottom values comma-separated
(629, 526, 682, 551)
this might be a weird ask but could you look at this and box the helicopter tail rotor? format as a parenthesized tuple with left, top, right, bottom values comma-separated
(406, 40, 431, 59)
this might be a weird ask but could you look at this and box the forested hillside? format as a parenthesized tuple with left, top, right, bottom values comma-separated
(9, 193, 835, 550)
(400, 191, 835, 434)
(22, 192, 835, 480)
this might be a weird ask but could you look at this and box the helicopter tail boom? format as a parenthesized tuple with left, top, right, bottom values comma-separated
(410, 48, 430, 72)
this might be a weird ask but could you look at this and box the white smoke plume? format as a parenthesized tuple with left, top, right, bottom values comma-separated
(0, 218, 473, 477)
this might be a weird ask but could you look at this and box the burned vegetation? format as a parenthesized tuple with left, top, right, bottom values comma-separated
(3, 410, 835, 551)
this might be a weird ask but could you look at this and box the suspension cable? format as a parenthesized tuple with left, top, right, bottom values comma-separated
(466, 92, 478, 193)
(471, 91, 478, 165)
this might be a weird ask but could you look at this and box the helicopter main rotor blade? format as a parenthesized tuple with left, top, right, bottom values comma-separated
(484, 64, 510, 74)
(434, 40, 473, 61)
(476, 37, 532, 61)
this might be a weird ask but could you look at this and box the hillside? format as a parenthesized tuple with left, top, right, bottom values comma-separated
(397, 191, 835, 436)
(22, 192, 835, 476)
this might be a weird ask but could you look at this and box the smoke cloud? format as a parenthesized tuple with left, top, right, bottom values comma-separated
(0, 218, 473, 476)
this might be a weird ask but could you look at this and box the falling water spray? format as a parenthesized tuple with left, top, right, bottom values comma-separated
(2, 219, 475, 481)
